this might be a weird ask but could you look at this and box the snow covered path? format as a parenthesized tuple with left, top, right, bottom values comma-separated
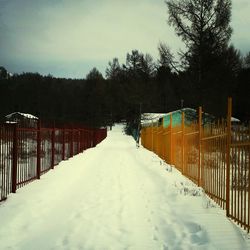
(0, 125, 249, 250)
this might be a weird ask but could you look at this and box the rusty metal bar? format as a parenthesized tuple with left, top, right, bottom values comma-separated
(226, 97, 232, 217)
(172, 131, 182, 135)
(201, 133, 227, 141)
(51, 126, 55, 169)
(70, 129, 74, 158)
(36, 120, 41, 179)
(185, 131, 199, 136)
(11, 123, 18, 193)
(181, 112, 185, 174)
(170, 114, 173, 165)
(198, 107, 202, 186)
(62, 128, 65, 160)
(231, 142, 250, 147)
(248, 126, 250, 233)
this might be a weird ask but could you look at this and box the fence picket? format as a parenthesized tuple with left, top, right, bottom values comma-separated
(11, 123, 18, 193)
(36, 120, 41, 179)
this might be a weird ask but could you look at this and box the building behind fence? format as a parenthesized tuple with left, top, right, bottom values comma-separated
(0, 121, 107, 201)
(141, 98, 250, 233)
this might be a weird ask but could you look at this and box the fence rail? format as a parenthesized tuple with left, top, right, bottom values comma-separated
(0, 122, 107, 201)
(141, 98, 250, 233)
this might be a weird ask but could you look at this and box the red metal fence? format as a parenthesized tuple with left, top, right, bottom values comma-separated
(141, 98, 250, 233)
(0, 122, 107, 201)
(0, 124, 13, 201)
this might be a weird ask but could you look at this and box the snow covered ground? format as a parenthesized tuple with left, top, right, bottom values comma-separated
(0, 124, 249, 250)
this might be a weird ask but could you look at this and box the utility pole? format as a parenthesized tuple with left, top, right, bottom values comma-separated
(181, 99, 184, 109)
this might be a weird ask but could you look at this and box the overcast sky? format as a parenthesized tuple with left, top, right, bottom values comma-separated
(0, 0, 249, 78)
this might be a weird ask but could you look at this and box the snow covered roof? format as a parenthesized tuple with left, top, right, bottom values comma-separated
(141, 108, 216, 127)
(141, 108, 198, 125)
(5, 112, 38, 120)
(231, 117, 240, 122)
(141, 113, 166, 125)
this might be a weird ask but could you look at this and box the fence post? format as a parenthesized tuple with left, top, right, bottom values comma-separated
(93, 129, 97, 147)
(156, 126, 159, 155)
(36, 120, 41, 179)
(87, 130, 90, 149)
(84, 131, 87, 149)
(70, 128, 74, 157)
(226, 97, 232, 217)
(151, 125, 153, 151)
(181, 112, 185, 174)
(198, 107, 202, 187)
(62, 127, 65, 160)
(83, 130, 85, 149)
(11, 123, 18, 193)
(77, 130, 80, 153)
(90, 130, 92, 148)
(87, 130, 89, 149)
(170, 113, 173, 165)
(51, 126, 55, 169)
(161, 125, 164, 159)
(80, 130, 83, 152)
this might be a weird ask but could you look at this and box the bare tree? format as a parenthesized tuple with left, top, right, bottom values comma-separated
(165, 0, 232, 82)
(243, 52, 250, 69)
(86, 67, 103, 81)
(158, 42, 180, 72)
(105, 58, 121, 80)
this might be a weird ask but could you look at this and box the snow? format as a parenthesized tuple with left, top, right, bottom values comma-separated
(142, 113, 166, 124)
(231, 117, 240, 122)
(4, 121, 17, 124)
(142, 108, 195, 121)
(5, 112, 38, 120)
(0, 124, 249, 250)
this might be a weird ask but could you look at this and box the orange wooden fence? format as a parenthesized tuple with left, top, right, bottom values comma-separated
(141, 98, 250, 233)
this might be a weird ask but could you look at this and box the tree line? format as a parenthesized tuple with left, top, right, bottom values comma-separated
(0, 0, 249, 129)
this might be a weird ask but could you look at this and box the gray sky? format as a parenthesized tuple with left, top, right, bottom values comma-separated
(0, 0, 249, 79)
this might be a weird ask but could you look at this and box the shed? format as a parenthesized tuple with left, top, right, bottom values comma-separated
(5, 112, 38, 128)
(142, 108, 215, 128)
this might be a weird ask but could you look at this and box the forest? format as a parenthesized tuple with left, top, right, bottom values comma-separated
(0, 0, 249, 130)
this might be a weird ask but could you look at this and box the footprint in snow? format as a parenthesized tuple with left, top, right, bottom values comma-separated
(153, 234, 158, 241)
(62, 237, 69, 246)
(162, 244, 169, 250)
